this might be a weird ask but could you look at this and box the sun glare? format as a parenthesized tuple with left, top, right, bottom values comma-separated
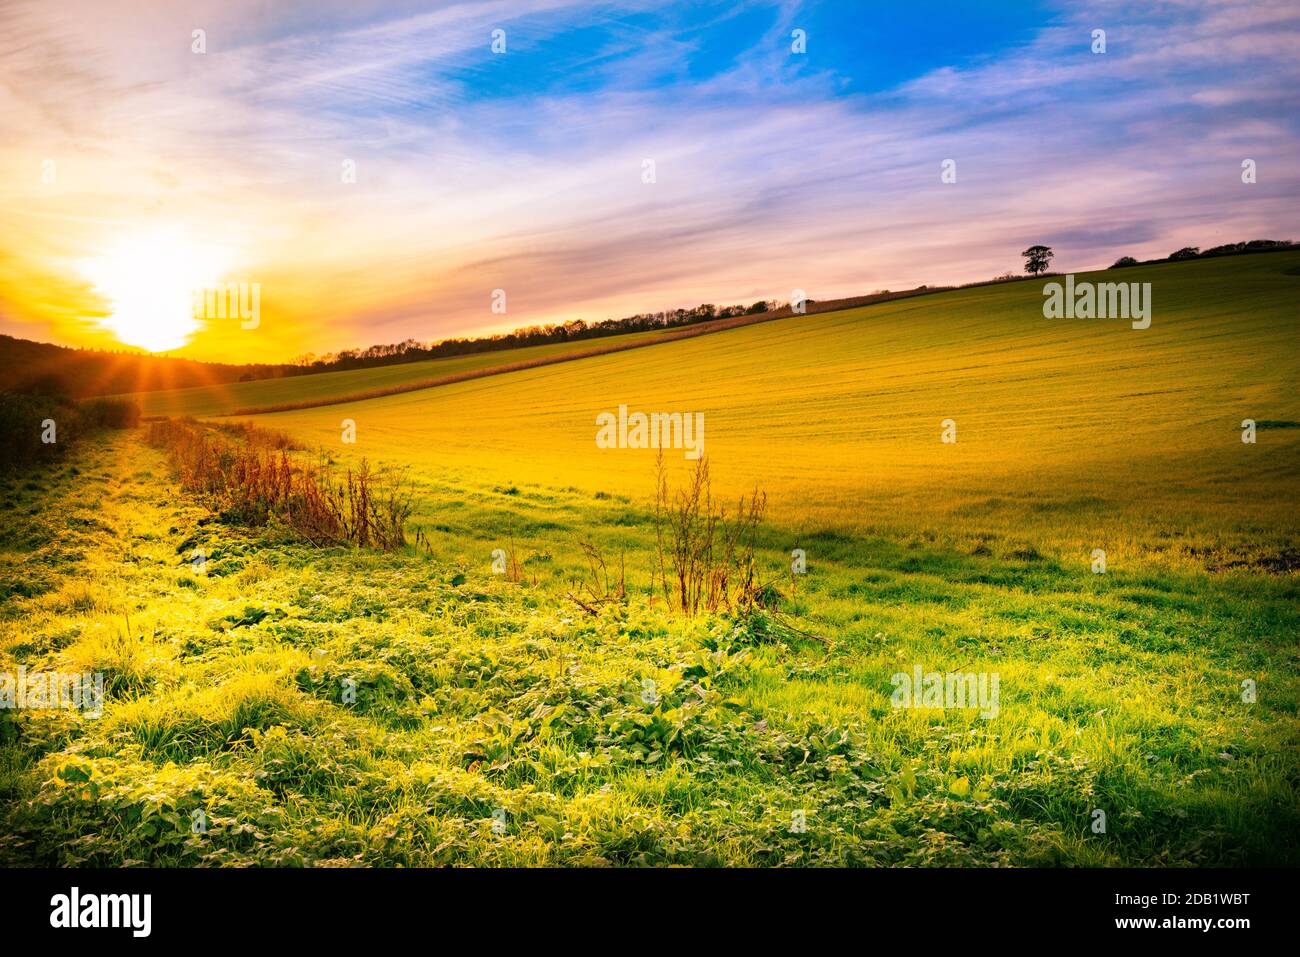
(79, 228, 230, 352)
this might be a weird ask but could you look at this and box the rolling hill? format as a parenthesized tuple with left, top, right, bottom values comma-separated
(236, 251, 1300, 560)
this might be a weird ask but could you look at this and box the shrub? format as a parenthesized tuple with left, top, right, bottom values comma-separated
(78, 397, 141, 429)
(0, 393, 140, 472)
(146, 418, 412, 550)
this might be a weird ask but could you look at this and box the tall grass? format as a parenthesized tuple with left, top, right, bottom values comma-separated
(653, 453, 767, 616)
(566, 540, 627, 614)
(146, 418, 412, 549)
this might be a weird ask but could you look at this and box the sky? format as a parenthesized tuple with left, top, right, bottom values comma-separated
(0, 0, 1297, 363)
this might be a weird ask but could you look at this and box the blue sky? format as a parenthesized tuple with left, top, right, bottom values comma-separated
(297, 1, 1066, 123)
(437, 1, 1057, 98)
(1, 0, 1298, 360)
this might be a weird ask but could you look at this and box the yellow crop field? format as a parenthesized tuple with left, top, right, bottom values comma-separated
(248, 253, 1300, 561)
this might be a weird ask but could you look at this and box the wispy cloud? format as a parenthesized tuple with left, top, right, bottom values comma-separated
(1, 0, 1296, 361)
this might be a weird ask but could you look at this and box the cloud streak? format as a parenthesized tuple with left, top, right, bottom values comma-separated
(1, 0, 1297, 361)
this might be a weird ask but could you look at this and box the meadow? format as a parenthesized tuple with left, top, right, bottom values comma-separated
(2, 252, 1297, 866)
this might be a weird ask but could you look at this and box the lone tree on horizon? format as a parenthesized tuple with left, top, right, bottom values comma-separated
(1021, 245, 1054, 275)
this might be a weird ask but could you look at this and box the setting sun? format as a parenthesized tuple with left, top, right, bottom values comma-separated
(77, 228, 229, 353)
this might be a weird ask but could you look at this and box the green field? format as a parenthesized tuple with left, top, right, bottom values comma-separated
(3, 253, 1298, 866)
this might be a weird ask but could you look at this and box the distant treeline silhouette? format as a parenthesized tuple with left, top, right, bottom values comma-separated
(1, 238, 1290, 399)
(1110, 238, 1293, 268)
(292, 299, 783, 373)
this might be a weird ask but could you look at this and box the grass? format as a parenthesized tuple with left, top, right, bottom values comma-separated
(2, 252, 1297, 867)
